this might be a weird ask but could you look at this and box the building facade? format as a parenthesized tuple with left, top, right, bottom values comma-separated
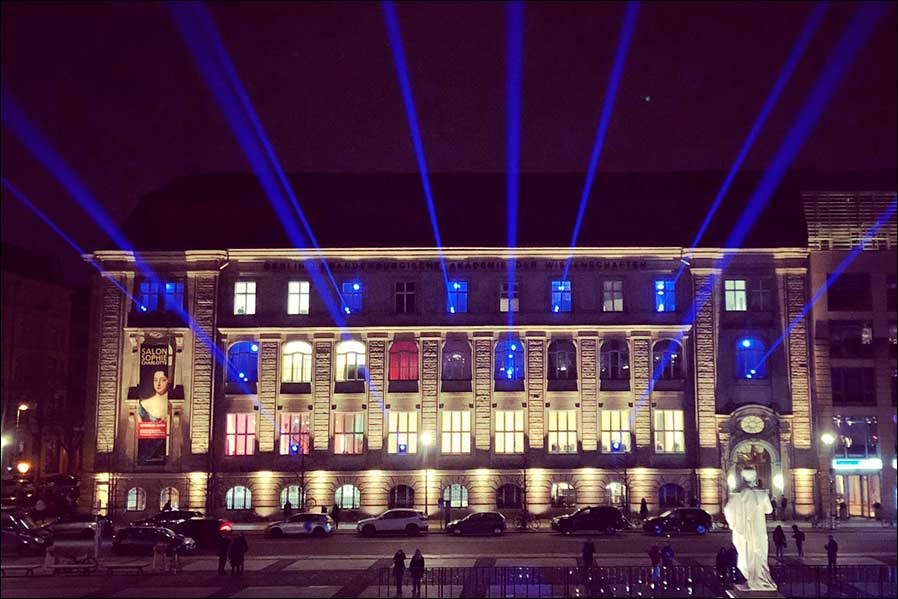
(83, 244, 822, 522)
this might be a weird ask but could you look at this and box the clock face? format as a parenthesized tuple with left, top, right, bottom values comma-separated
(740, 416, 765, 434)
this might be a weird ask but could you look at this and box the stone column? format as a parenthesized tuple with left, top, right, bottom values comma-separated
(367, 340, 386, 450)
(527, 336, 545, 449)
(779, 270, 812, 449)
(96, 275, 125, 455)
(692, 270, 721, 457)
(474, 337, 493, 450)
(189, 273, 218, 455)
(580, 337, 598, 451)
(630, 334, 651, 449)
(313, 339, 332, 451)
(257, 339, 279, 453)
(421, 339, 439, 442)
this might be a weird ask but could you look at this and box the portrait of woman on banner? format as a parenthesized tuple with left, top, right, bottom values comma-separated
(138, 344, 171, 465)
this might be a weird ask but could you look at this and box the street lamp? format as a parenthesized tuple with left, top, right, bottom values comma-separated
(821, 432, 836, 528)
(421, 431, 434, 516)
(16, 461, 31, 476)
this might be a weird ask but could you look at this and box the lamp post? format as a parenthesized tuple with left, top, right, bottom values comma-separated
(821, 432, 836, 529)
(421, 431, 434, 516)
(15, 404, 29, 456)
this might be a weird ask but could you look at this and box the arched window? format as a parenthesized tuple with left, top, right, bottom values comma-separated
(442, 484, 469, 508)
(442, 340, 471, 381)
(160, 487, 179, 510)
(389, 341, 419, 381)
(494, 339, 524, 381)
(280, 485, 305, 509)
(736, 337, 767, 379)
(126, 487, 146, 511)
(389, 485, 415, 509)
(228, 341, 259, 384)
(335, 340, 366, 382)
(547, 340, 577, 380)
(335, 484, 360, 509)
(600, 339, 630, 380)
(226, 486, 252, 510)
(606, 482, 626, 508)
(658, 483, 685, 508)
(550, 482, 576, 508)
(653, 340, 683, 380)
(496, 484, 524, 509)
(282, 341, 313, 383)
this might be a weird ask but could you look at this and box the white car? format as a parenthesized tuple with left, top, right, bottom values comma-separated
(265, 513, 334, 538)
(357, 509, 429, 536)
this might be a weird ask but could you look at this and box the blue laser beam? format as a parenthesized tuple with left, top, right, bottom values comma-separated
(382, 1, 451, 304)
(672, 1, 828, 285)
(560, 1, 639, 284)
(506, 0, 524, 333)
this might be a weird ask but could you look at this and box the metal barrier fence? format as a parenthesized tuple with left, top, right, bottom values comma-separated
(377, 564, 897, 598)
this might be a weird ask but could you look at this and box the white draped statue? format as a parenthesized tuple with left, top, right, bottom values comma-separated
(723, 468, 778, 591)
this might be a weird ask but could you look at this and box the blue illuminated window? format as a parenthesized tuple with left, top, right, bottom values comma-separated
(736, 337, 766, 379)
(342, 281, 363, 314)
(551, 280, 572, 313)
(495, 339, 524, 381)
(228, 341, 259, 384)
(654, 279, 675, 312)
(139, 280, 183, 312)
(448, 280, 468, 313)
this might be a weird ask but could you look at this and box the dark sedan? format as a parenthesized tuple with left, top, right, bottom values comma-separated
(112, 526, 196, 556)
(171, 517, 232, 549)
(132, 510, 203, 528)
(446, 512, 506, 536)
(643, 508, 713, 535)
(550, 506, 624, 535)
(42, 513, 114, 539)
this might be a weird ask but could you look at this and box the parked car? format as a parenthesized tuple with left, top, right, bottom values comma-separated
(550, 506, 624, 535)
(112, 526, 196, 556)
(132, 510, 203, 528)
(357, 509, 429, 536)
(171, 518, 232, 549)
(446, 512, 506, 536)
(265, 513, 334, 538)
(643, 508, 713, 535)
(42, 513, 114, 539)
(1, 508, 53, 555)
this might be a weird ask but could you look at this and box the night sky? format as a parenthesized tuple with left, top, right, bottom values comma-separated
(1, 2, 896, 281)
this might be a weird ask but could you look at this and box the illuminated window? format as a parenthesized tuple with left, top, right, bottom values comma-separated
(602, 280, 624, 312)
(830, 322, 875, 359)
(226, 413, 256, 456)
(724, 279, 746, 312)
(441, 411, 471, 454)
(832, 415, 879, 458)
(548, 410, 577, 454)
(341, 281, 363, 314)
(228, 341, 259, 384)
(226, 486, 252, 510)
(494, 339, 524, 381)
(600, 339, 630, 380)
(334, 412, 364, 454)
(606, 482, 626, 508)
(654, 279, 675, 312)
(282, 341, 312, 383)
(389, 485, 415, 509)
(736, 337, 766, 379)
(389, 341, 418, 381)
(287, 281, 310, 315)
(496, 484, 523, 509)
(278, 413, 310, 455)
(550, 482, 576, 507)
(600, 410, 631, 453)
(388, 411, 418, 454)
(159, 487, 179, 510)
(280, 485, 305, 509)
(395, 281, 416, 314)
(551, 280, 572, 313)
(653, 340, 683, 380)
(495, 410, 525, 454)
(659, 483, 685, 507)
(500, 281, 519, 312)
(448, 280, 468, 313)
(441, 341, 471, 381)
(234, 281, 256, 315)
(335, 484, 360, 509)
(126, 487, 146, 512)
(547, 340, 577, 380)
(335, 340, 366, 382)
(138, 281, 184, 313)
(654, 410, 685, 453)
(442, 484, 468, 508)
(750, 279, 772, 311)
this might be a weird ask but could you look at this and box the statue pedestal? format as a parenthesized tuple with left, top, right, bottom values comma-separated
(726, 589, 784, 599)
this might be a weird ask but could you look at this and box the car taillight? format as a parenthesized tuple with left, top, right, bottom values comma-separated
(219, 522, 232, 532)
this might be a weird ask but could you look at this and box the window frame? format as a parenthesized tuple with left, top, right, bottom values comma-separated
(234, 281, 257, 315)
(551, 280, 572, 313)
(388, 410, 418, 454)
(335, 484, 360, 509)
(735, 337, 767, 379)
(227, 341, 260, 384)
(226, 413, 256, 456)
(126, 487, 147, 512)
(341, 281, 363, 314)
(282, 340, 313, 383)
(653, 409, 685, 454)
(547, 409, 578, 454)
(653, 339, 683, 380)
(448, 280, 468, 313)
(494, 339, 525, 381)
(441, 341, 471, 381)
(395, 281, 416, 314)
(287, 281, 310, 315)
(441, 410, 472, 454)
(335, 340, 366, 382)
(749, 278, 772, 311)
(500, 281, 519, 313)
(600, 339, 630, 380)
(226, 486, 252, 511)
(602, 279, 624, 312)
(550, 482, 576, 508)
(442, 484, 469, 508)
(654, 279, 675, 313)
(724, 279, 747, 312)
(547, 340, 577, 381)
(600, 409, 631, 453)
(388, 341, 419, 381)
(496, 484, 524, 509)
(278, 412, 311, 455)
(334, 412, 365, 454)
(495, 410, 525, 454)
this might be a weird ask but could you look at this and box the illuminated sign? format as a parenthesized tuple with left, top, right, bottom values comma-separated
(832, 457, 882, 471)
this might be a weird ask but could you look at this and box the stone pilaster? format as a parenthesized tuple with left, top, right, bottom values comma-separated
(474, 338, 493, 450)
(693, 272, 719, 450)
(189, 274, 217, 454)
(367, 340, 386, 450)
(527, 337, 545, 449)
(421, 339, 439, 440)
(813, 336, 833, 514)
(313, 340, 332, 450)
(257, 340, 279, 452)
(580, 338, 598, 451)
(630, 335, 652, 448)
(96, 276, 124, 454)
(781, 271, 812, 449)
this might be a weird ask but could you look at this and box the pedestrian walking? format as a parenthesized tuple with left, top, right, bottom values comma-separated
(780, 496, 788, 521)
(393, 548, 407, 597)
(229, 532, 249, 576)
(639, 498, 649, 521)
(283, 499, 293, 521)
(791, 524, 805, 558)
(825, 535, 839, 572)
(648, 545, 662, 585)
(331, 504, 341, 530)
(770, 496, 777, 520)
(409, 549, 425, 597)
(216, 533, 231, 575)
(773, 525, 787, 560)
(661, 542, 675, 584)
(582, 538, 596, 578)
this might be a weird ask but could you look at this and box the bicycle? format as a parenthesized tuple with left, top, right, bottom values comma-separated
(514, 511, 543, 531)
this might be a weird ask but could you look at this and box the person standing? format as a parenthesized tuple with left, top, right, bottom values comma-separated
(639, 498, 649, 521)
(162, 499, 172, 512)
(229, 532, 249, 576)
(582, 538, 596, 578)
(648, 545, 662, 585)
(825, 535, 839, 572)
(409, 549, 425, 597)
(393, 548, 407, 597)
(780, 496, 788, 521)
(791, 524, 805, 558)
(283, 499, 293, 521)
(661, 542, 675, 584)
(772, 525, 787, 560)
(216, 533, 231, 575)
(331, 504, 341, 531)
(770, 496, 777, 520)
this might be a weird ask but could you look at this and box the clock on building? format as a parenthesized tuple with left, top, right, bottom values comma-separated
(740, 415, 765, 434)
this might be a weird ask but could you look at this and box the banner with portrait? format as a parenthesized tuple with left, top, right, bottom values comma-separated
(137, 342, 171, 465)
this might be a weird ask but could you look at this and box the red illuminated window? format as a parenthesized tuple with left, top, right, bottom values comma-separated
(389, 341, 418, 381)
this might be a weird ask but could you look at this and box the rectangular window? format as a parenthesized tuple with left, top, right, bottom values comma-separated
(724, 279, 747, 312)
(388, 411, 418, 454)
(225, 413, 256, 456)
(441, 411, 471, 454)
(828, 273, 871, 311)
(551, 280, 572, 313)
(547, 410, 577, 454)
(139, 281, 184, 312)
(395, 281, 416, 314)
(234, 281, 257, 315)
(278, 413, 310, 455)
(341, 281, 363, 314)
(653, 410, 685, 453)
(287, 281, 310, 315)
(336, 349, 366, 381)
(500, 281, 519, 313)
(750, 279, 772, 311)
(830, 321, 874, 358)
(831, 367, 876, 406)
(833, 415, 879, 458)
(334, 412, 364, 454)
(654, 279, 675, 313)
(602, 280, 624, 312)
(448, 280, 468, 313)
(600, 409, 631, 453)
(495, 410, 525, 453)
